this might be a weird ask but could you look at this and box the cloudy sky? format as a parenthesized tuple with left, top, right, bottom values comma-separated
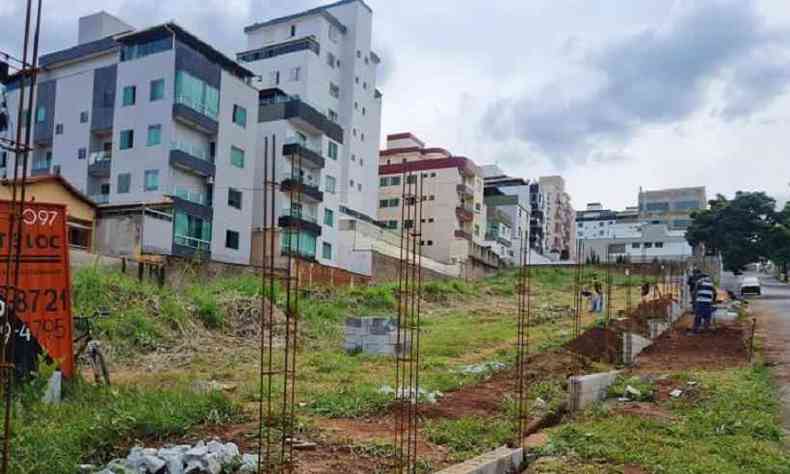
(3, 0, 790, 210)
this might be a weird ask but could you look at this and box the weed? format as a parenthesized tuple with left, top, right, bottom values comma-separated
(423, 416, 514, 462)
(308, 384, 391, 418)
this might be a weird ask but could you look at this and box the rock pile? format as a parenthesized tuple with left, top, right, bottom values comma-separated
(92, 440, 259, 474)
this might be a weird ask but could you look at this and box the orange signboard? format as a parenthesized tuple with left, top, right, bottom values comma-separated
(0, 201, 73, 376)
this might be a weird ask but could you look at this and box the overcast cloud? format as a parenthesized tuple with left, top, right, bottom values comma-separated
(3, 0, 790, 209)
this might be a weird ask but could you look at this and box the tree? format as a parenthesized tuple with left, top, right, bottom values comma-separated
(765, 202, 790, 279)
(686, 191, 776, 271)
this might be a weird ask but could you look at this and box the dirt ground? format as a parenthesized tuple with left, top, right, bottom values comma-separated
(633, 315, 749, 372)
(564, 327, 622, 364)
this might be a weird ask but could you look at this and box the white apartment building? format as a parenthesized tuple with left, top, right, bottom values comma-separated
(579, 223, 693, 263)
(539, 176, 575, 260)
(482, 165, 534, 262)
(576, 204, 641, 241)
(239, 0, 383, 272)
(1, 12, 259, 264)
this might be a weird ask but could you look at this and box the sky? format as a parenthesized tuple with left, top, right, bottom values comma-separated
(3, 0, 790, 210)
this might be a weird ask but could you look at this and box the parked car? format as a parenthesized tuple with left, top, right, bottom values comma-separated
(740, 276, 761, 297)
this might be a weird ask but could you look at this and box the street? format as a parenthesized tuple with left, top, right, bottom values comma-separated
(748, 273, 790, 444)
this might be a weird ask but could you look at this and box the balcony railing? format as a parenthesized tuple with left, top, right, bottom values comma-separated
(281, 207, 317, 223)
(283, 139, 326, 169)
(89, 150, 112, 164)
(173, 187, 209, 206)
(170, 140, 211, 162)
(456, 183, 474, 197)
(174, 234, 211, 251)
(456, 206, 474, 222)
(454, 229, 472, 241)
(175, 95, 218, 121)
(90, 193, 110, 204)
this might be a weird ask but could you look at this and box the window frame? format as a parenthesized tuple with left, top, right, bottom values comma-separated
(228, 188, 243, 210)
(122, 85, 136, 106)
(150, 78, 165, 101)
(119, 129, 135, 150)
(225, 230, 240, 250)
(146, 124, 162, 147)
(230, 146, 245, 168)
(144, 169, 159, 191)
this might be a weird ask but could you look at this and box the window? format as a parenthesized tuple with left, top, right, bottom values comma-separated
(325, 175, 336, 194)
(391, 176, 401, 186)
(329, 25, 340, 42)
(329, 83, 340, 99)
(35, 105, 46, 123)
(387, 220, 398, 229)
(120, 129, 134, 150)
(150, 79, 165, 101)
(147, 124, 161, 146)
(328, 141, 338, 160)
(228, 188, 242, 209)
(289, 67, 301, 81)
(122, 85, 136, 106)
(379, 198, 400, 208)
(117, 173, 131, 194)
(361, 133, 365, 141)
(230, 146, 245, 168)
(632, 243, 641, 249)
(644, 242, 654, 249)
(352, 128, 357, 137)
(475, 224, 480, 236)
(281, 231, 317, 258)
(290, 25, 296, 37)
(355, 76, 360, 84)
(322, 242, 332, 260)
(351, 154, 356, 162)
(269, 70, 280, 85)
(55, 123, 63, 135)
(324, 209, 334, 227)
(379, 177, 387, 187)
(80, 111, 88, 123)
(362, 107, 366, 116)
(78, 148, 86, 160)
(232, 105, 247, 127)
(363, 82, 368, 90)
(359, 158, 364, 166)
(174, 211, 212, 250)
(328, 109, 338, 122)
(144, 170, 159, 191)
(357, 50, 361, 58)
(327, 52, 336, 68)
(226, 230, 240, 250)
(655, 242, 664, 248)
(120, 37, 172, 62)
(357, 183, 362, 191)
(354, 101, 359, 110)
(0, 152, 6, 167)
(350, 179, 355, 188)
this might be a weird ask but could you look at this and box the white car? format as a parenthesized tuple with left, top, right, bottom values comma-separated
(740, 276, 761, 297)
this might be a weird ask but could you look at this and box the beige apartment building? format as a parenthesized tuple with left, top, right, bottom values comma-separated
(539, 176, 576, 260)
(378, 133, 496, 267)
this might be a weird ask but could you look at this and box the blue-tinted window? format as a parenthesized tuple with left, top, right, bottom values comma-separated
(120, 129, 134, 150)
(150, 79, 165, 101)
(120, 37, 173, 62)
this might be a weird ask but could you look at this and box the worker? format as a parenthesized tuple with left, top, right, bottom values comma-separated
(687, 268, 702, 306)
(692, 274, 716, 334)
(592, 278, 604, 313)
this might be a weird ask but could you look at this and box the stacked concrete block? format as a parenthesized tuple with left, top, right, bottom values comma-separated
(435, 446, 524, 474)
(344, 317, 409, 356)
(648, 320, 670, 339)
(568, 370, 621, 411)
(622, 333, 652, 365)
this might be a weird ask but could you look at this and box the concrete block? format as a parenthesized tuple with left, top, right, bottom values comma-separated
(648, 320, 669, 339)
(435, 446, 523, 474)
(569, 370, 621, 411)
(623, 333, 653, 365)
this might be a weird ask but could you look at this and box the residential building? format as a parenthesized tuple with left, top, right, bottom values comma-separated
(377, 133, 496, 267)
(529, 181, 545, 253)
(239, 0, 383, 273)
(0, 175, 97, 250)
(1, 12, 259, 264)
(579, 223, 693, 263)
(482, 165, 530, 264)
(482, 202, 514, 264)
(539, 176, 575, 260)
(638, 186, 707, 230)
(576, 203, 641, 241)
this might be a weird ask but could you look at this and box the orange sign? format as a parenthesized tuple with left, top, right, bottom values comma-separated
(0, 201, 73, 376)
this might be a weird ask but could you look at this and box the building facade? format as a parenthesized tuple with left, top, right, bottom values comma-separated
(2, 12, 259, 264)
(576, 203, 641, 241)
(638, 186, 707, 230)
(579, 223, 693, 263)
(539, 176, 575, 260)
(239, 0, 382, 273)
(377, 133, 493, 266)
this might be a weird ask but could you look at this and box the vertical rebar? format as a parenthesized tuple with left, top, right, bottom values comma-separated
(515, 229, 531, 446)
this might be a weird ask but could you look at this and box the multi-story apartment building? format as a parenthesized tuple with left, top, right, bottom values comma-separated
(529, 181, 545, 253)
(482, 165, 530, 264)
(579, 223, 693, 263)
(638, 186, 707, 231)
(377, 133, 490, 266)
(1, 12, 259, 264)
(539, 176, 575, 260)
(239, 0, 383, 272)
(576, 203, 641, 241)
(483, 205, 514, 264)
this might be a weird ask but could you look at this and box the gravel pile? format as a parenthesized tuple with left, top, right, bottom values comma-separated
(91, 440, 259, 474)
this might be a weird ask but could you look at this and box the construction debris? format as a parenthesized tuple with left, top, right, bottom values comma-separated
(378, 385, 443, 404)
(457, 361, 506, 375)
(93, 440, 252, 474)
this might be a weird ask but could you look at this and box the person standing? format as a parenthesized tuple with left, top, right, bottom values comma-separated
(692, 275, 716, 333)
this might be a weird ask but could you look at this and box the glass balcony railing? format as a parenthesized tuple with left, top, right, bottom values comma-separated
(175, 95, 219, 121)
(174, 234, 211, 251)
(170, 140, 211, 162)
(284, 136, 323, 156)
(90, 194, 110, 204)
(280, 172, 320, 187)
(173, 187, 209, 206)
(89, 150, 112, 164)
(281, 207, 318, 224)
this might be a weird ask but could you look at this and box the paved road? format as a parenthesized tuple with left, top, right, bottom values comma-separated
(748, 273, 790, 445)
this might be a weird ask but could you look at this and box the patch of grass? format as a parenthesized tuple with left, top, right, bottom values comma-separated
(541, 367, 790, 473)
(189, 286, 224, 329)
(606, 375, 656, 402)
(424, 416, 514, 462)
(308, 383, 392, 418)
(11, 378, 239, 473)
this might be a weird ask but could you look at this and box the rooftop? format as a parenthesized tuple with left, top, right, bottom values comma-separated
(244, 0, 373, 34)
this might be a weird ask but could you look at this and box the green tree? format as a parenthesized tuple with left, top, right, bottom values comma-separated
(686, 191, 776, 271)
(765, 202, 790, 279)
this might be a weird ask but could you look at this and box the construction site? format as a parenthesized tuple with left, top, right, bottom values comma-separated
(1, 1, 789, 474)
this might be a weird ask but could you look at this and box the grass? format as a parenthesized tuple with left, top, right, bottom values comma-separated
(424, 416, 514, 462)
(10, 376, 240, 474)
(539, 367, 790, 473)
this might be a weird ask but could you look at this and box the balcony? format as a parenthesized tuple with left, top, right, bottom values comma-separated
(278, 208, 322, 236)
(283, 142, 325, 169)
(171, 192, 212, 220)
(88, 151, 112, 177)
(169, 148, 215, 177)
(173, 235, 211, 258)
(280, 177, 324, 203)
(237, 37, 321, 63)
(456, 183, 474, 198)
(31, 163, 51, 177)
(173, 100, 218, 135)
(456, 206, 474, 222)
(454, 229, 472, 241)
(90, 193, 110, 205)
(258, 92, 343, 143)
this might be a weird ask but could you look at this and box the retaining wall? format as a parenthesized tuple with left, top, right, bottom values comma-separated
(435, 447, 523, 474)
